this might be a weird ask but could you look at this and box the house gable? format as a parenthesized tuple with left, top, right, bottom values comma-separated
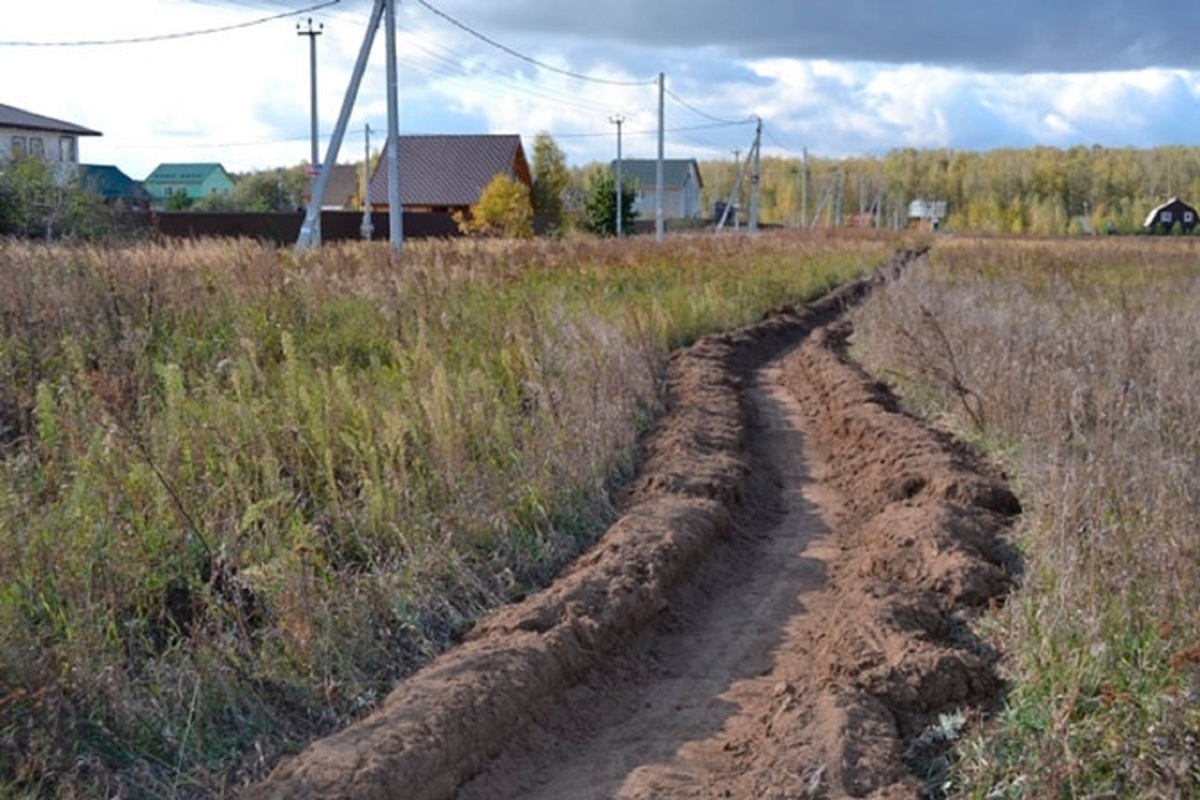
(612, 159, 703, 191)
(144, 163, 234, 201)
(367, 134, 531, 211)
(613, 158, 705, 220)
(1144, 197, 1198, 232)
(0, 103, 101, 171)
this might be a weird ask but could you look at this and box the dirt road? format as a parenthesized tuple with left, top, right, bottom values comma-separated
(248, 252, 1020, 799)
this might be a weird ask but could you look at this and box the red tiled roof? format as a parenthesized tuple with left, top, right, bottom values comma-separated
(367, 134, 530, 208)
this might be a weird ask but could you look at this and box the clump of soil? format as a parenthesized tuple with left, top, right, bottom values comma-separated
(247, 250, 1019, 800)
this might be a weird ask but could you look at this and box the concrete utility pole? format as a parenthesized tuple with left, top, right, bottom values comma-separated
(610, 115, 625, 236)
(295, 0, 387, 254)
(749, 117, 761, 232)
(731, 148, 741, 229)
(384, 0, 402, 251)
(656, 72, 664, 243)
(298, 17, 323, 245)
(361, 122, 373, 240)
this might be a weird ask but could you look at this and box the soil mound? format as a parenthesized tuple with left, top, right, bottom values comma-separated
(247, 249, 1019, 799)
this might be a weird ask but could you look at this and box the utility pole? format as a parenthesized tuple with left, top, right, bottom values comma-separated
(731, 149, 741, 229)
(656, 72, 665, 243)
(610, 115, 625, 236)
(295, 0, 385, 254)
(749, 117, 761, 232)
(384, 0, 402, 251)
(298, 17, 323, 245)
(361, 122, 373, 240)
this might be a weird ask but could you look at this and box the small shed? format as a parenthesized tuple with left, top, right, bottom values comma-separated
(908, 199, 946, 231)
(1143, 197, 1198, 233)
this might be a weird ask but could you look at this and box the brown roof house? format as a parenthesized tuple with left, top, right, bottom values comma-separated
(367, 134, 532, 215)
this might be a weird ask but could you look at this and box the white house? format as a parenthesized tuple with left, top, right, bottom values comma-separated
(0, 103, 101, 181)
(613, 159, 705, 220)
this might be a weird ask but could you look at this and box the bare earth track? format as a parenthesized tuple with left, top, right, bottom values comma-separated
(248, 252, 1021, 799)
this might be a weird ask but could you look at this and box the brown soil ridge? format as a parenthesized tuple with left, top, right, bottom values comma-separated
(246, 249, 1020, 799)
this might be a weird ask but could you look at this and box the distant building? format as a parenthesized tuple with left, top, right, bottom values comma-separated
(367, 134, 532, 216)
(1143, 197, 1198, 233)
(304, 163, 362, 210)
(908, 199, 947, 231)
(144, 163, 235, 208)
(0, 103, 100, 182)
(614, 159, 704, 220)
(79, 164, 148, 208)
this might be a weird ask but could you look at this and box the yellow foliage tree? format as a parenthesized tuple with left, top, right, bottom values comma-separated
(454, 174, 534, 238)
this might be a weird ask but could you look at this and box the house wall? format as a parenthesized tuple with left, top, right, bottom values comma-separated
(198, 171, 234, 198)
(629, 167, 703, 220)
(0, 125, 82, 183)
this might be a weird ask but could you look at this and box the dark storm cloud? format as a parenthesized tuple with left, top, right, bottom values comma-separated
(453, 0, 1200, 74)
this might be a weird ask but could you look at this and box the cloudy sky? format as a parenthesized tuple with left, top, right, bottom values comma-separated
(4, 0, 1199, 179)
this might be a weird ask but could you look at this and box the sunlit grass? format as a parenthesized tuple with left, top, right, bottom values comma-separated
(853, 235, 1200, 798)
(0, 230, 893, 796)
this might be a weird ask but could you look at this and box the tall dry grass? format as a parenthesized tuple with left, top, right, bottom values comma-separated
(853, 236, 1200, 798)
(0, 230, 893, 797)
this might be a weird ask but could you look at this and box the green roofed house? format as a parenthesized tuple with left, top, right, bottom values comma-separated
(144, 163, 234, 208)
(79, 164, 149, 209)
(611, 158, 704, 220)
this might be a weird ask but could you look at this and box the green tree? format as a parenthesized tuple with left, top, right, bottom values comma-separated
(454, 173, 534, 238)
(531, 132, 569, 233)
(581, 169, 638, 236)
(0, 156, 116, 239)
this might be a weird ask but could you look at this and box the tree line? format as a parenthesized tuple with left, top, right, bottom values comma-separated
(694, 144, 1200, 234)
(7, 139, 1200, 240)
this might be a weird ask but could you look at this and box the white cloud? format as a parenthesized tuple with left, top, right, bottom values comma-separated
(4, 0, 1200, 181)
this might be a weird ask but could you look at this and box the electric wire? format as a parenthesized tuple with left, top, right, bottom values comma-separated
(0, 0, 341, 46)
(663, 86, 754, 126)
(415, 0, 655, 87)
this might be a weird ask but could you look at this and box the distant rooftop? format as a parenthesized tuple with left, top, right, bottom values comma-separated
(0, 103, 101, 136)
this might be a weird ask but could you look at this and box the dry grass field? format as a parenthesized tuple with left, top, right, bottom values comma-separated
(853, 236, 1200, 798)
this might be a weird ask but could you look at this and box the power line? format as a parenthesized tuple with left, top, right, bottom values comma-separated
(415, 0, 655, 87)
(664, 86, 754, 126)
(0, 0, 340, 47)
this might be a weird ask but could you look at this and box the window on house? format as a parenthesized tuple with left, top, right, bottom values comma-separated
(1186, 212, 1195, 223)
(29, 137, 44, 158)
(1163, 211, 1174, 223)
(58, 136, 76, 163)
(11, 136, 26, 157)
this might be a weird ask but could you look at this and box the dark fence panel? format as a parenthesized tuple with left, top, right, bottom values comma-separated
(153, 211, 460, 244)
